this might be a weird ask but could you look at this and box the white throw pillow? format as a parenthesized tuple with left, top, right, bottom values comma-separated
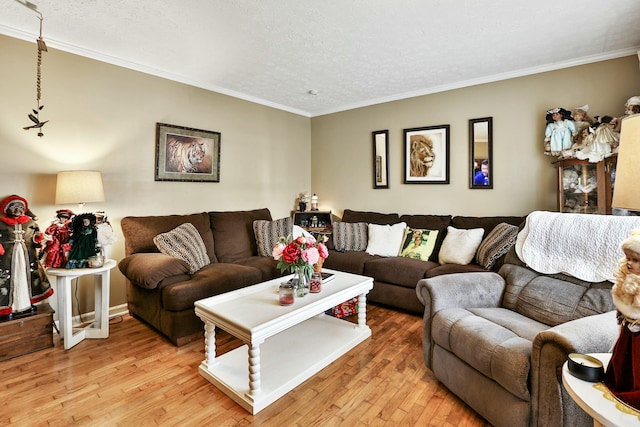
(438, 226, 485, 265)
(365, 222, 407, 257)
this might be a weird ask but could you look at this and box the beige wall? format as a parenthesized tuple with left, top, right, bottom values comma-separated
(311, 56, 640, 218)
(0, 35, 310, 315)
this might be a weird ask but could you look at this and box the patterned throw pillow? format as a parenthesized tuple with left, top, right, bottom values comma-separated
(438, 226, 484, 265)
(253, 217, 292, 257)
(332, 222, 368, 252)
(153, 223, 210, 274)
(476, 222, 519, 269)
(397, 227, 439, 262)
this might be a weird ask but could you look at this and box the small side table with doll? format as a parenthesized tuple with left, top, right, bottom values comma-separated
(0, 195, 53, 320)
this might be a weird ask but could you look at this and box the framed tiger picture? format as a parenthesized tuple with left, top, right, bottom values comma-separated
(155, 123, 221, 182)
(403, 124, 450, 184)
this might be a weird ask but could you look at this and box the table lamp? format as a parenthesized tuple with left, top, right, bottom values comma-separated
(606, 113, 640, 410)
(55, 170, 105, 210)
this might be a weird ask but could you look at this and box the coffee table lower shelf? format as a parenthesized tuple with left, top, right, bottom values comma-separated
(198, 313, 371, 414)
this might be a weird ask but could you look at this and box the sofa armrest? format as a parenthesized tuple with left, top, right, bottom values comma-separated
(416, 272, 505, 368)
(530, 310, 619, 427)
(118, 253, 190, 290)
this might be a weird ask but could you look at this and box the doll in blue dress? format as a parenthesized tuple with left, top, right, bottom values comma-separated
(544, 107, 576, 156)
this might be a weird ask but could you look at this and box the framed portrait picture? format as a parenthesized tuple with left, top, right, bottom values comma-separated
(155, 123, 221, 182)
(403, 124, 450, 184)
(372, 130, 389, 189)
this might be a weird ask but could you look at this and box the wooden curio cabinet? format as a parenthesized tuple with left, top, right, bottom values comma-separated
(555, 154, 617, 214)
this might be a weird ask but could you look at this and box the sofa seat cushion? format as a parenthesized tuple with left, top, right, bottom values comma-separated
(232, 256, 284, 281)
(119, 253, 190, 290)
(425, 263, 487, 277)
(432, 307, 549, 401)
(161, 263, 262, 311)
(364, 257, 438, 289)
(324, 250, 379, 275)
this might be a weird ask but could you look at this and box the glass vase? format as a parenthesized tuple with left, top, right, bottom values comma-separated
(294, 267, 310, 297)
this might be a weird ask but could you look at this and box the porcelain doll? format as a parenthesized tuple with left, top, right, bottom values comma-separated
(544, 107, 576, 156)
(41, 209, 74, 268)
(0, 195, 53, 319)
(94, 210, 116, 259)
(65, 213, 100, 268)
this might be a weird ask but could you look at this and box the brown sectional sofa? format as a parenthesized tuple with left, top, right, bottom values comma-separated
(119, 207, 526, 345)
(324, 209, 526, 313)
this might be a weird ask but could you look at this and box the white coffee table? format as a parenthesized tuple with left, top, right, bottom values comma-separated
(562, 353, 640, 427)
(194, 269, 373, 414)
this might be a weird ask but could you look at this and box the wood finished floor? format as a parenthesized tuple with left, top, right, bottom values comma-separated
(0, 304, 491, 426)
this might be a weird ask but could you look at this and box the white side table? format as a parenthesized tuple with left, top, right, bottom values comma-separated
(46, 259, 116, 350)
(562, 353, 640, 427)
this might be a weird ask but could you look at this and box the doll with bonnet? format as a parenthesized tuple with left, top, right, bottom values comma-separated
(544, 107, 576, 156)
(605, 230, 640, 409)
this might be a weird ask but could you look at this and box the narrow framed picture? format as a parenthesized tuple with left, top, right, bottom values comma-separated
(155, 123, 221, 182)
(372, 130, 389, 189)
(403, 125, 450, 184)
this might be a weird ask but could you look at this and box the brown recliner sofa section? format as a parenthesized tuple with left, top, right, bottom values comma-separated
(323, 209, 527, 313)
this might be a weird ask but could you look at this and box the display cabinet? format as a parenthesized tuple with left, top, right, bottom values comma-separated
(292, 210, 332, 236)
(556, 155, 617, 214)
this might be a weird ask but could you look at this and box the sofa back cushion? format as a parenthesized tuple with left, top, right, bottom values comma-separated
(499, 263, 615, 326)
(209, 208, 272, 262)
(121, 212, 216, 262)
(341, 209, 400, 225)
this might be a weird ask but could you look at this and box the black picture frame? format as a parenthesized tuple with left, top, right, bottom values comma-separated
(155, 123, 221, 182)
(372, 130, 389, 189)
(403, 125, 450, 184)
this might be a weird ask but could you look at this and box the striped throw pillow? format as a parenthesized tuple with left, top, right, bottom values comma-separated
(476, 223, 519, 269)
(333, 222, 368, 252)
(253, 217, 292, 257)
(153, 223, 210, 274)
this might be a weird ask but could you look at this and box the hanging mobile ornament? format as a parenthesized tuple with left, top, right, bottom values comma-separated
(23, 13, 48, 137)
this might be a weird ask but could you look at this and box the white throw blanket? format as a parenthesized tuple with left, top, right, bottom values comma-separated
(515, 211, 640, 283)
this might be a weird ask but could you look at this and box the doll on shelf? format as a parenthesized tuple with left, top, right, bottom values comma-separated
(65, 213, 100, 269)
(575, 116, 618, 162)
(95, 210, 116, 259)
(544, 107, 576, 156)
(605, 230, 640, 410)
(41, 209, 74, 268)
(0, 195, 53, 319)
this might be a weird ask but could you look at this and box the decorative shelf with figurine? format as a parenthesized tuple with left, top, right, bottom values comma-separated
(292, 210, 332, 236)
(555, 154, 617, 215)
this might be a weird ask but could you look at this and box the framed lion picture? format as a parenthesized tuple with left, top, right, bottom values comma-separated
(155, 123, 221, 182)
(403, 124, 449, 184)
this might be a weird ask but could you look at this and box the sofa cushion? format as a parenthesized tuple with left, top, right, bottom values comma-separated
(153, 223, 211, 274)
(476, 223, 519, 269)
(232, 256, 284, 281)
(121, 212, 216, 262)
(209, 208, 272, 262)
(433, 306, 548, 401)
(118, 253, 190, 289)
(161, 262, 263, 311)
(364, 257, 439, 289)
(439, 226, 484, 265)
(400, 214, 452, 262)
(253, 217, 292, 257)
(425, 263, 487, 277)
(366, 222, 407, 257)
(341, 209, 400, 225)
(324, 250, 379, 275)
(398, 227, 439, 261)
(332, 221, 368, 252)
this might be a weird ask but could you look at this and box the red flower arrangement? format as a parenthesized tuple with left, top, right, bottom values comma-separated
(272, 234, 329, 279)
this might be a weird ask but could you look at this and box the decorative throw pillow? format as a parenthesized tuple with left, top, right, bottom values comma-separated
(397, 228, 439, 262)
(332, 221, 368, 252)
(253, 217, 292, 257)
(476, 222, 519, 269)
(365, 222, 407, 257)
(153, 223, 210, 274)
(438, 226, 484, 265)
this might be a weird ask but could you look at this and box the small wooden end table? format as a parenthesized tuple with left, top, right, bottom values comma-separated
(562, 353, 640, 427)
(46, 259, 116, 350)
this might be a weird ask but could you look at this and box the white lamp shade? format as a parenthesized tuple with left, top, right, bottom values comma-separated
(55, 171, 105, 205)
(612, 114, 640, 211)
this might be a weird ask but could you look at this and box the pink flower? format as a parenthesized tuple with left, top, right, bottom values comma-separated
(317, 242, 329, 259)
(296, 236, 306, 245)
(302, 247, 320, 265)
(272, 243, 285, 260)
(306, 236, 316, 246)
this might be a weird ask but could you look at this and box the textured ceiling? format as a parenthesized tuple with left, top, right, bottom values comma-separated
(2, 0, 640, 117)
